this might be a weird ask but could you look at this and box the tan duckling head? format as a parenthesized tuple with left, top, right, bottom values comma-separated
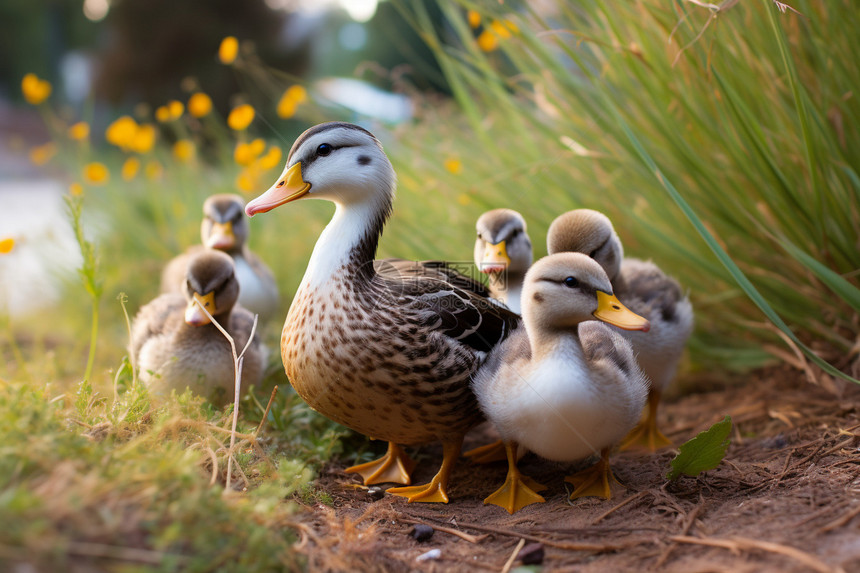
(201, 194, 248, 252)
(547, 209, 623, 281)
(183, 250, 240, 326)
(522, 252, 649, 333)
(474, 209, 533, 275)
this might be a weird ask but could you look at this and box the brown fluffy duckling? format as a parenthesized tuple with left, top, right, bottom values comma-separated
(161, 194, 279, 320)
(134, 250, 265, 406)
(473, 252, 650, 513)
(244, 122, 519, 503)
(547, 209, 694, 451)
(474, 209, 533, 314)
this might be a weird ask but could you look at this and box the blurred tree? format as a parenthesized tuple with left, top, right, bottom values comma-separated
(95, 0, 310, 110)
(0, 0, 98, 100)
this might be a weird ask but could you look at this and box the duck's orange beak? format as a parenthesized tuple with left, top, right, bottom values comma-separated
(185, 291, 215, 326)
(593, 291, 650, 332)
(245, 162, 310, 216)
(479, 240, 510, 273)
(206, 222, 235, 249)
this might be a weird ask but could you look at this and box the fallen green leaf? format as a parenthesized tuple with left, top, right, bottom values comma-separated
(667, 416, 733, 481)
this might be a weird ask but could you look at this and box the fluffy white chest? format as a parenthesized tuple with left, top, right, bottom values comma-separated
(233, 255, 274, 316)
(488, 353, 632, 462)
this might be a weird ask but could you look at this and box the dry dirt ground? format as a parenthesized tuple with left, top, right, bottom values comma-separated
(290, 367, 860, 572)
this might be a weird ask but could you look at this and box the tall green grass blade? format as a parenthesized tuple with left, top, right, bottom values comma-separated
(612, 108, 857, 383)
(779, 240, 860, 313)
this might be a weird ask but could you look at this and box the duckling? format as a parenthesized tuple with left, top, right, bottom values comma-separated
(547, 209, 694, 451)
(161, 194, 279, 320)
(134, 250, 265, 406)
(474, 209, 533, 314)
(473, 252, 650, 513)
(245, 122, 519, 502)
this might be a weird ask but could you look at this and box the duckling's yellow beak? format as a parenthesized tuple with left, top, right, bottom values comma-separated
(206, 222, 235, 249)
(479, 240, 510, 273)
(593, 291, 650, 332)
(185, 291, 215, 326)
(245, 162, 310, 216)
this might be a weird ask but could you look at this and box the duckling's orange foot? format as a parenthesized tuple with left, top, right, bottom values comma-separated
(485, 473, 546, 514)
(345, 442, 416, 485)
(618, 421, 673, 453)
(387, 480, 450, 503)
(564, 461, 619, 500)
(463, 440, 508, 463)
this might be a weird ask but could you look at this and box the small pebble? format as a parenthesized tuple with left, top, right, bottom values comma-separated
(517, 542, 544, 565)
(367, 486, 384, 501)
(410, 524, 435, 542)
(415, 548, 441, 562)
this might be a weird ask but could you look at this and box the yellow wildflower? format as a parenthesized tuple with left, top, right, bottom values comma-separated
(167, 100, 184, 119)
(122, 157, 141, 180)
(286, 85, 308, 104)
(188, 92, 213, 117)
(68, 122, 90, 140)
(84, 162, 109, 185)
(155, 106, 171, 122)
(444, 158, 463, 175)
(21, 73, 52, 105)
(467, 10, 481, 29)
(0, 238, 15, 254)
(173, 139, 195, 162)
(219, 36, 239, 64)
(277, 97, 297, 120)
(106, 116, 139, 150)
(249, 138, 265, 157)
(258, 145, 282, 170)
(29, 142, 57, 166)
(69, 183, 84, 197)
(277, 85, 308, 119)
(233, 142, 257, 166)
(130, 124, 156, 154)
(227, 104, 255, 130)
(490, 20, 514, 39)
(145, 160, 163, 180)
(477, 30, 498, 52)
(235, 167, 261, 193)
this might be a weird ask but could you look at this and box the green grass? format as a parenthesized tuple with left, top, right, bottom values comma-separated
(389, 0, 859, 379)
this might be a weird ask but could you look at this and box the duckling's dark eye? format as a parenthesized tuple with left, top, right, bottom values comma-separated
(589, 248, 599, 258)
(316, 143, 333, 157)
(563, 276, 579, 288)
(510, 229, 520, 239)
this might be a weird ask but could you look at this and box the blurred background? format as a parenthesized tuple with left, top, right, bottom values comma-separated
(1, 0, 857, 391)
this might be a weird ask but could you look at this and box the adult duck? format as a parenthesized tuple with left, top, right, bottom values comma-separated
(245, 122, 519, 502)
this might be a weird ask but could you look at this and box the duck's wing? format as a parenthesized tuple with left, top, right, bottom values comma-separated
(375, 258, 492, 298)
(373, 265, 520, 354)
(617, 259, 689, 324)
(130, 294, 185, 359)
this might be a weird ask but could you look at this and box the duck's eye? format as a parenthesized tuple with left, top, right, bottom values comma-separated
(510, 228, 520, 239)
(589, 248, 599, 258)
(316, 143, 333, 156)
(563, 276, 579, 288)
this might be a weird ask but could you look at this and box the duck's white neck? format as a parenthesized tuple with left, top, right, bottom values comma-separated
(299, 197, 390, 291)
(488, 272, 524, 314)
(527, 324, 583, 364)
